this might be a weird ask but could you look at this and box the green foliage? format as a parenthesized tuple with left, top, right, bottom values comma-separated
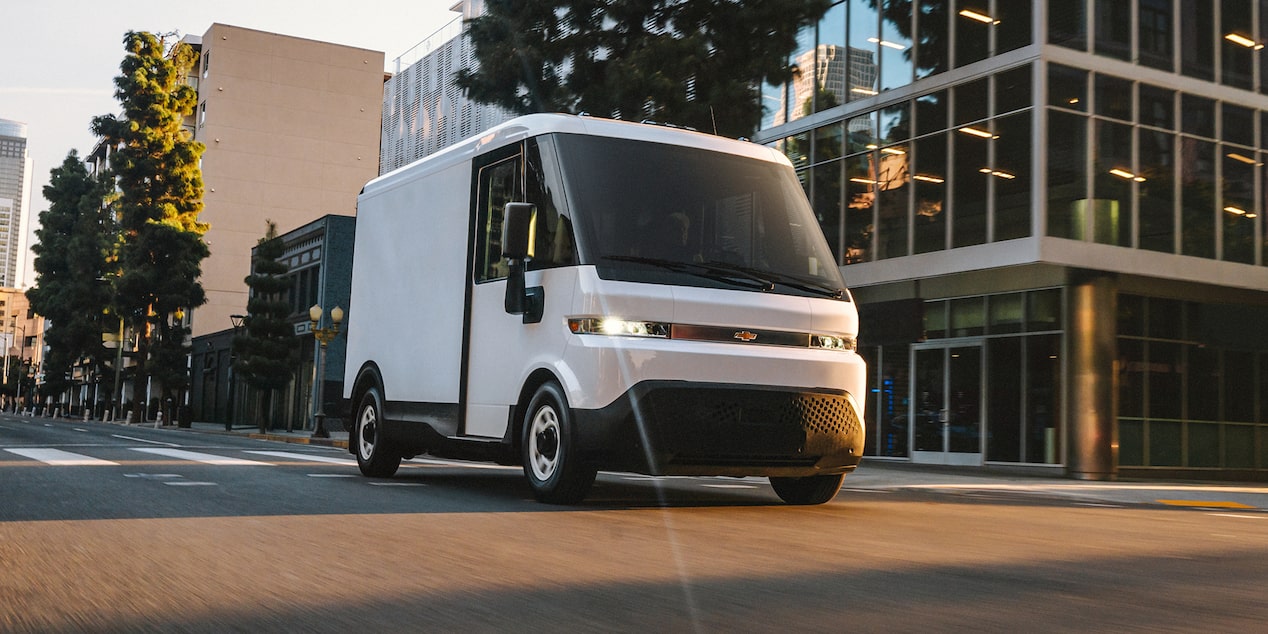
(89, 31, 209, 418)
(234, 221, 296, 392)
(455, 0, 831, 138)
(28, 151, 113, 398)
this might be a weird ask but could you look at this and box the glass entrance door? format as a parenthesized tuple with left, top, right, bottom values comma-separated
(912, 343, 984, 465)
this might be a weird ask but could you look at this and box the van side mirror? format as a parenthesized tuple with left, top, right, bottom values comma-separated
(502, 202, 536, 261)
(502, 202, 543, 324)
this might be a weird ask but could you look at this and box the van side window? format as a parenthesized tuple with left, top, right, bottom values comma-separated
(474, 155, 521, 282)
(524, 136, 578, 271)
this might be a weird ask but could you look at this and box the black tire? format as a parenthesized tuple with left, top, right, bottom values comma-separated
(769, 474, 845, 505)
(354, 386, 401, 478)
(522, 382, 596, 504)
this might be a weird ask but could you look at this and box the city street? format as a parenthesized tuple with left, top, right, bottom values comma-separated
(2, 413, 1267, 632)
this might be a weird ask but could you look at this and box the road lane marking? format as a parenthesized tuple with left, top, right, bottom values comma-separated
(245, 450, 357, 465)
(307, 474, 357, 478)
(112, 434, 180, 447)
(1157, 499, 1255, 509)
(1210, 513, 1265, 519)
(74, 428, 89, 433)
(4, 448, 119, 466)
(701, 484, 758, 489)
(123, 473, 183, 479)
(405, 457, 518, 471)
(164, 481, 217, 486)
(131, 448, 273, 466)
(368, 482, 427, 487)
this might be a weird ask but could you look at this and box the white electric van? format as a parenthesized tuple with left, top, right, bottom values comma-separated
(343, 114, 865, 505)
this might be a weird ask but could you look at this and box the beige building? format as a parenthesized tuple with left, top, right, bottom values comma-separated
(184, 24, 385, 338)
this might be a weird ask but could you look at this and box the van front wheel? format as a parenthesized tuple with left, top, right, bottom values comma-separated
(522, 382, 596, 504)
(355, 387, 401, 478)
(769, 474, 845, 505)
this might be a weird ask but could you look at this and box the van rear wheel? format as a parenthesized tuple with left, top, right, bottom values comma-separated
(769, 474, 845, 505)
(522, 382, 596, 504)
(355, 386, 401, 478)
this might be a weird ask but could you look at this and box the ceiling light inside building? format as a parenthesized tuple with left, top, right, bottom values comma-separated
(1225, 33, 1264, 49)
(959, 126, 997, 139)
(867, 37, 908, 51)
(959, 9, 1000, 25)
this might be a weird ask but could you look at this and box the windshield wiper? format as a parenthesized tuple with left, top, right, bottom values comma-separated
(601, 256, 774, 291)
(701, 261, 846, 300)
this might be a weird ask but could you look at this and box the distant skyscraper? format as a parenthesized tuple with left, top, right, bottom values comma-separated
(0, 119, 33, 288)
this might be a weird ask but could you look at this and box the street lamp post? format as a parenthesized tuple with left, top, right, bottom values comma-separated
(227, 314, 245, 431)
(309, 304, 343, 439)
(12, 324, 26, 413)
(110, 318, 124, 421)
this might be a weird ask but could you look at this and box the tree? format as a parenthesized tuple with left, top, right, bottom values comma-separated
(234, 221, 296, 433)
(91, 31, 208, 422)
(27, 152, 113, 407)
(455, 0, 832, 139)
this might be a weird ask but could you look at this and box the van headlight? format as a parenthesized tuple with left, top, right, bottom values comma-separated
(568, 317, 670, 338)
(812, 334, 857, 352)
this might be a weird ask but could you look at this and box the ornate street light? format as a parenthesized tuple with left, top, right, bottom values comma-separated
(309, 304, 343, 439)
(227, 314, 245, 431)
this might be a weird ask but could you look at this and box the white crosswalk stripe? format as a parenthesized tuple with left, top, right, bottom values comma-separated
(244, 450, 357, 466)
(130, 447, 274, 466)
(4, 448, 119, 466)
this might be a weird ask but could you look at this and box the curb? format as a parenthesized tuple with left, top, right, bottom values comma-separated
(246, 432, 349, 450)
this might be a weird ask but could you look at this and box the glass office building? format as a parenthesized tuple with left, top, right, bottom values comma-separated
(754, 1, 1268, 479)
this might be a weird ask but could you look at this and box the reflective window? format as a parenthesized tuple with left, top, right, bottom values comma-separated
(1027, 288, 1062, 332)
(879, 0, 914, 92)
(818, 2, 848, 112)
(1138, 129, 1176, 253)
(784, 132, 810, 170)
(953, 78, 988, 126)
(845, 154, 875, 264)
(924, 300, 948, 338)
(950, 296, 985, 336)
(1119, 338, 1146, 418)
(954, 0, 991, 67)
(846, 112, 877, 153)
(877, 343, 911, 457)
(813, 161, 845, 263)
(1094, 0, 1131, 60)
(1181, 94, 1216, 138)
(1138, 0, 1174, 71)
(994, 111, 1031, 241)
(1222, 103, 1255, 147)
(1026, 334, 1061, 463)
(1189, 347, 1220, 421)
(1047, 111, 1088, 240)
(1138, 84, 1175, 129)
(1225, 351, 1255, 422)
(913, 133, 948, 253)
(849, 0, 880, 101)
(1049, 0, 1087, 50)
(987, 337, 1023, 462)
(916, 89, 948, 136)
(995, 0, 1032, 54)
(880, 101, 911, 144)
(1149, 342, 1183, 419)
(1180, 138, 1217, 258)
(814, 122, 844, 165)
(788, 24, 817, 123)
(1220, 0, 1254, 90)
(1048, 64, 1088, 112)
(1262, 156, 1268, 265)
(987, 292, 1023, 334)
(1094, 74, 1132, 123)
(995, 64, 1031, 116)
(1222, 149, 1256, 263)
(1180, 0, 1216, 81)
(952, 127, 988, 247)
(916, 0, 949, 79)
(1093, 120, 1134, 247)
(877, 142, 911, 259)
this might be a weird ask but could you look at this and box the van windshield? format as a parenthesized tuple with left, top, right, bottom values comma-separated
(553, 133, 849, 300)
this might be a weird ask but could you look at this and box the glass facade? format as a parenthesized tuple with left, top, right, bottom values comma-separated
(1118, 295, 1268, 471)
(762, 1, 1268, 477)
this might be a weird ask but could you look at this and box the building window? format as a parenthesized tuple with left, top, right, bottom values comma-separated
(1138, 0, 1174, 71)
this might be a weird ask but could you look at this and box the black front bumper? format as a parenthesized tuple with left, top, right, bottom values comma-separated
(572, 381, 865, 477)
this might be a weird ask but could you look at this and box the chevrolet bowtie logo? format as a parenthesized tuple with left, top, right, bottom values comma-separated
(733, 330, 758, 342)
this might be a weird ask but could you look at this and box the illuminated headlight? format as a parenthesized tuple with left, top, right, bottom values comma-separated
(812, 334, 857, 351)
(568, 317, 671, 338)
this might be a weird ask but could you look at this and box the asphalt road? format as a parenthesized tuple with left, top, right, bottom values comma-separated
(3, 414, 1267, 632)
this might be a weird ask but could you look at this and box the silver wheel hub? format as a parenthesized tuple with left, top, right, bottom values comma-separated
(358, 404, 378, 461)
(528, 405, 561, 481)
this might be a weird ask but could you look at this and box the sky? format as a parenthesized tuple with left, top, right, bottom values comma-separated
(0, 0, 463, 287)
